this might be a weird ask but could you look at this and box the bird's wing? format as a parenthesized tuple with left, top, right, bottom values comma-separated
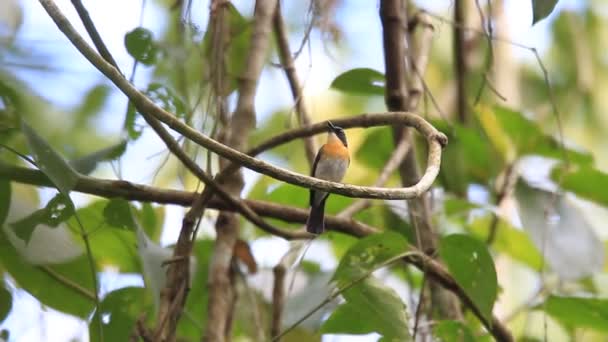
(309, 149, 323, 206)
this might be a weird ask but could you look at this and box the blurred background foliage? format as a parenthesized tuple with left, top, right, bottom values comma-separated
(1, 0, 608, 341)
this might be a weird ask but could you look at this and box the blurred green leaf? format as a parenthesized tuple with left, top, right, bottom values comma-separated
(321, 277, 409, 339)
(70, 140, 127, 175)
(355, 127, 393, 170)
(552, 165, 608, 206)
(265, 183, 308, 208)
(541, 295, 608, 332)
(9, 193, 74, 243)
(74, 85, 110, 124)
(145, 83, 186, 118)
(434, 320, 475, 342)
(444, 197, 479, 218)
(138, 203, 164, 243)
(532, 0, 560, 25)
(333, 231, 409, 284)
(468, 215, 543, 270)
(21, 122, 79, 195)
(90, 287, 152, 342)
(434, 120, 502, 193)
(124, 102, 143, 140)
(124, 27, 157, 65)
(330, 68, 385, 95)
(178, 239, 214, 340)
(478, 106, 592, 165)
(0, 179, 10, 226)
(68, 200, 139, 272)
(0, 285, 11, 324)
(103, 199, 136, 231)
(439, 234, 497, 323)
(201, 3, 250, 95)
(0, 231, 95, 318)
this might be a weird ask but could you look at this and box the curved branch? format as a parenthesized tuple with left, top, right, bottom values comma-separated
(37, 0, 447, 201)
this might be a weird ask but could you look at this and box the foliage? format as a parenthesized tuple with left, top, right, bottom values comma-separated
(1, 0, 607, 341)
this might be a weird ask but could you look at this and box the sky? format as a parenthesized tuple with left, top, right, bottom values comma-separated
(0, 0, 588, 341)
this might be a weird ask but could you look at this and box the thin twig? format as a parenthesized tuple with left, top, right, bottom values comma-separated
(273, 1, 316, 165)
(72, 209, 103, 341)
(70, 0, 120, 70)
(39, 265, 96, 301)
(453, 0, 468, 124)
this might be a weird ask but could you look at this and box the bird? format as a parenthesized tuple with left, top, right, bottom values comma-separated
(306, 121, 350, 234)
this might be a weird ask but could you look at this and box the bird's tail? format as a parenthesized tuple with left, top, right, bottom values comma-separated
(306, 200, 326, 234)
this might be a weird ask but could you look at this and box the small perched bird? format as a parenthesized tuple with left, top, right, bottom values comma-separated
(306, 121, 350, 234)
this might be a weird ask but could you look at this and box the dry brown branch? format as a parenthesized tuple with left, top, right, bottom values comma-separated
(204, 1, 278, 341)
(270, 264, 286, 341)
(380, 0, 462, 321)
(273, 2, 316, 165)
(453, 0, 469, 124)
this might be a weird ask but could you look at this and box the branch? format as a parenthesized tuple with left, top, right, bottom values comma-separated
(453, 0, 468, 124)
(406, 253, 513, 341)
(70, 0, 120, 70)
(204, 1, 278, 340)
(380, 0, 462, 322)
(270, 264, 286, 341)
(273, 2, 316, 165)
(0, 162, 376, 238)
(337, 137, 410, 218)
(37, 0, 447, 201)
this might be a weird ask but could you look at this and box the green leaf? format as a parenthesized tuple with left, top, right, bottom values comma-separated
(124, 27, 157, 65)
(490, 106, 592, 165)
(74, 84, 111, 123)
(0, 231, 95, 318)
(321, 277, 409, 339)
(0, 285, 11, 324)
(0, 179, 10, 226)
(70, 140, 127, 174)
(124, 102, 143, 140)
(434, 320, 475, 342)
(67, 200, 139, 272)
(201, 3, 251, 95)
(551, 165, 608, 207)
(355, 127, 394, 170)
(89, 287, 152, 342)
(103, 199, 136, 231)
(333, 231, 409, 285)
(532, 0, 560, 25)
(21, 122, 79, 195)
(9, 193, 74, 243)
(439, 234, 497, 324)
(330, 68, 385, 95)
(145, 83, 186, 118)
(177, 239, 214, 340)
(542, 296, 608, 332)
(138, 203, 164, 243)
(437, 121, 503, 192)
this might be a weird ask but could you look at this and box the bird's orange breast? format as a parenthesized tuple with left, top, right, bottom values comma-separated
(321, 140, 350, 161)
